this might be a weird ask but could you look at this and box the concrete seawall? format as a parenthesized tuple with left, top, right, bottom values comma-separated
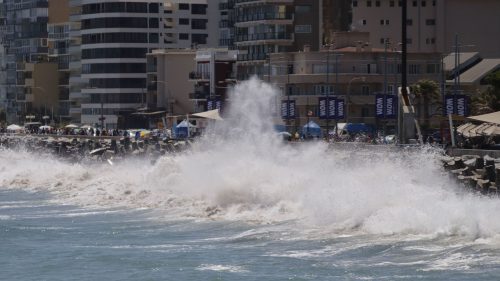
(447, 148, 500, 158)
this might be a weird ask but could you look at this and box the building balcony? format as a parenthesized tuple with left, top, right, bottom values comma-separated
(219, 38, 234, 46)
(237, 53, 268, 61)
(235, 0, 293, 7)
(219, 1, 235, 10)
(234, 32, 293, 46)
(70, 107, 82, 115)
(235, 12, 293, 26)
(188, 71, 210, 81)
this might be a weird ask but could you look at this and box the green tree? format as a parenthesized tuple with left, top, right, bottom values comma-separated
(471, 70, 500, 115)
(410, 79, 441, 127)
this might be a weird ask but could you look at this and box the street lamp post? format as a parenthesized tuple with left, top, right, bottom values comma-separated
(100, 93, 105, 129)
(346, 77, 366, 123)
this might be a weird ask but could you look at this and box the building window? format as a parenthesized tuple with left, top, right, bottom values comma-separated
(406, 19, 413, 26)
(367, 1, 372, 7)
(385, 20, 389, 25)
(362, 86, 370, 95)
(295, 25, 312, 33)
(179, 33, 189, 40)
(432, 0, 436, 6)
(426, 63, 439, 74)
(380, 19, 384, 25)
(191, 4, 207, 15)
(422, 1, 426, 7)
(398, 0, 402, 7)
(191, 19, 207, 30)
(426, 19, 436, 25)
(407, 38, 412, 44)
(412, 1, 417, 7)
(295, 5, 311, 13)
(192, 33, 207, 45)
(409, 64, 421, 74)
(149, 3, 159, 13)
(179, 18, 189, 25)
(362, 19, 367, 25)
(390, 1, 395, 7)
(431, 38, 436, 44)
(179, 3, 189, 10)
(353, 1, 358, 7)
(375, 1, 380, 7)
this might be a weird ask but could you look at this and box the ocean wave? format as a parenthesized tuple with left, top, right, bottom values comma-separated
(2, 78, 500, 240)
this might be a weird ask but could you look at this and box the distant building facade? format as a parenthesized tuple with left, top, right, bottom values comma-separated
(267, 46, 442, 130)
(352, 0, 500, 57)
(163, 0, 221, 49)
(77, 0, 165, 128)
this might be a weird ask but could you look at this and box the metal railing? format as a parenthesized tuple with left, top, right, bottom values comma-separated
(236, 12, 292, 23)
(235, 32, 292, 42)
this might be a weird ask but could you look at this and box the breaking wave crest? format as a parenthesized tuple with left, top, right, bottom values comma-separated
(2, 78, 500, 240)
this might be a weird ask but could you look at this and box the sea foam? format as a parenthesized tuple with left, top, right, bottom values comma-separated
(2, 78, 500, 240)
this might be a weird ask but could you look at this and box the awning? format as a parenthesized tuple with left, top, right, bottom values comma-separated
(481, 124, 500, 136)
(467, 111, 500, 125)
(191, 109, 223, 121)
(457, 122, 476, 134)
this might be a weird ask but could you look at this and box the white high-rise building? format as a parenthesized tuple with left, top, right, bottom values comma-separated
(78, 0, 166, 128)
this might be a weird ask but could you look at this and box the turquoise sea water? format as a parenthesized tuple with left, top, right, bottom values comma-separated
(3, 188, 500, 281)
(3, 79, 500, 280)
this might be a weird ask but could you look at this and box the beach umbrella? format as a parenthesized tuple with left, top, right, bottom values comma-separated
(65, 124, 79, 129)
(39, 125, 52, 130)
(7, 124, 23, 131)
(80, 124, 93, 129)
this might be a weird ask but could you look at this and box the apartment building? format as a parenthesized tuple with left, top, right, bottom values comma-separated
(352, 0, 500, 57)
(48, 0, 71, 123)
(188, 49, 237, 113)
(266, 45, 442, 130)
(2, 0, 50, 122)
(229, 0, 351, 80)
(163, 0, 220, 49)
(146, 49, 197, 115)
(77, 0, 166, 129)
(232, 0, 323, 80)
(0, 0, 7, 122)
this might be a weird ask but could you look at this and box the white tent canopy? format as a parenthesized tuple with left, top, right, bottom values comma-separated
(65, 124, 79, 128)
(191, 109, 223, 121)
(467, 111, 500, 125)
(6, 124, 23, 131)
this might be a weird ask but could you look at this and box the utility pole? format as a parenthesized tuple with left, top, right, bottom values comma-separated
(326, 45, 330, 136)
(100, 94, 105, 129)
(401, 0, 409, 106)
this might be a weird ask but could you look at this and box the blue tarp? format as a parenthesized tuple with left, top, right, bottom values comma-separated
(174, 120, 195, 138)
(302, 121, 322, 138)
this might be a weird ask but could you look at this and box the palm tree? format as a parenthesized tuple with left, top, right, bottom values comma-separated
(410, 79, 441, 127)
(471, 71, 500, 115)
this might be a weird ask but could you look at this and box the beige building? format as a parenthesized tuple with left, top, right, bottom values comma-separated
(48, 0, 72, 122)
(352, 0, 500, 57)
(266, 46, 442, 131)
(147, 49, 197, 115)
(16, 63, 59, 119)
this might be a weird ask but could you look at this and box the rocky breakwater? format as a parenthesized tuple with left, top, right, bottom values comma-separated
(0, 134, 191, 164)
(442, 154, 500, 195)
